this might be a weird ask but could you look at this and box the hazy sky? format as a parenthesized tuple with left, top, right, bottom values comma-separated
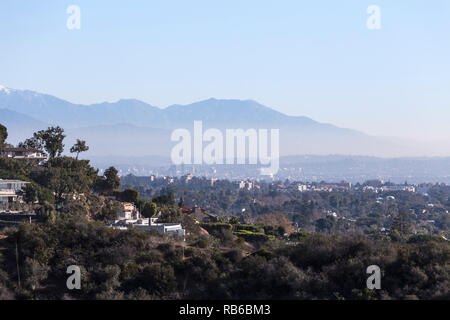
(1, 0, 449, 141)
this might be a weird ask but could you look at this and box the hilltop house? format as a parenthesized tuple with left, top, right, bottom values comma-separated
(0, 179, 28, 205)
(110, 203, 185, 238)
(1, 147, 47, 165)
(117, 202, 141, 220)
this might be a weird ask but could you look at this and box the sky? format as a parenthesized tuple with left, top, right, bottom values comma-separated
(0, 0, 449, 142)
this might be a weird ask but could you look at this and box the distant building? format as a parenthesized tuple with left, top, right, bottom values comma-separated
(117, 202, 141, 220)
(381, 185, 416, 192)
(182, 174, 193, 183)
(325, 210, 338, 218)
(238, 181, 253, 190)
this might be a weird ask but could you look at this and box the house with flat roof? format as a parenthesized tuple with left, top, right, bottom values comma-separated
(117, 202, 141, 220)
(1, 147, 47, 164)
(0, 179, 29, 205)
(109, 212, 185, 239)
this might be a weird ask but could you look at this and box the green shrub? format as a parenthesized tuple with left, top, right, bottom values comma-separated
(234, 224, 264, 233)
(233, 231, 274, 242)
(407, 234, 447, 244)
(196, 239, 209, 248)
(200, 222, 232, 235)
(288, 231, 310, 241)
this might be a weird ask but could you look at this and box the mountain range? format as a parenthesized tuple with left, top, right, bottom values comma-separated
(0, 85, 441, 159)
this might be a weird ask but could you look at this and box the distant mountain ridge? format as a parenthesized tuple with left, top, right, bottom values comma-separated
(0, 86, 335, 130)
(0, 85, 438, 157)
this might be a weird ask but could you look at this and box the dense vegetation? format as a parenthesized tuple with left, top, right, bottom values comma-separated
(0, 217, 449, 300)
(121, 175, 450, 238)
(1, 123, 449, 300)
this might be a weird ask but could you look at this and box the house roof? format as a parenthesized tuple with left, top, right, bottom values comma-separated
(181, 206, 193, 213)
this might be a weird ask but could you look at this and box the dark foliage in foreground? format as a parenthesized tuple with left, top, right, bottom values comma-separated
(0, 216, 448, 300)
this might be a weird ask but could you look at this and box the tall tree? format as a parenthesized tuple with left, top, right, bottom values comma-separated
(142, 202, 158, 218)
(0, 123, 7, 151)
(102, 166, 120, 193)
(18, 137, 44, 150)
(34, 126, 66, 159)
(391, 210, 412, 237)
(70, 139, 89, 160)
(178, 196, 184, 208)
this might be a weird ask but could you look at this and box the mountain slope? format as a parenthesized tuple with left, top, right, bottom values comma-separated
(0, 86, 350, 131)
(0, 108, 49, 144)
(0, 86, 416, 157)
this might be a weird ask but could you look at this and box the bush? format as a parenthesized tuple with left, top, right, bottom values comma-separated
(289, 231, 310, 241)
(407, 234, 447, 244)
(234, 224, 263, 233)
(196, 239, 209, 248)
(233, 231, 274, 242)
(200, 222, 233, 235)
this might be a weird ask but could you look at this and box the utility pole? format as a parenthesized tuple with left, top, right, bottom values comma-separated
(15, 240, 21, 288)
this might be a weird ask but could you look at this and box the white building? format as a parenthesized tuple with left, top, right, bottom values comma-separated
(0, 179, 29, 204)
(182, 174, 193, 183)
(117, 202, 141, 220)
(238, 181, 253, 190)
(1, 147, 47, 164)
(381, 185, 416, 193)
(110, 210, 185, 239)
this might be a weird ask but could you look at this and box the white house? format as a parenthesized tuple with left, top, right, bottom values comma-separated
(1, 147, 47, 164)
(110, 208, 185, 239)
(117, 202, 141, 220)
(0, 179, 29, 205)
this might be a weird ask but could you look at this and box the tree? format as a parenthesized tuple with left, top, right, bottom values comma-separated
(70, 139, 89, 160)
(95, 166, 121, 194)
(23, 184, 38, 204)
(391, 210, 412, 237)
(18, 137, 44, 150)
(117, 188, 139, 204)
(255, 212, 294, 234)
(38, 157, 98, 204)
(315, 217, 335, 233)
(0, 123, 7, 151)
(229, 216, 240, 225)
(142, 202, 158, 218)
(152, 192, 176, 207)
(178, 197, 184, 208)
(34, 126, 66, 159)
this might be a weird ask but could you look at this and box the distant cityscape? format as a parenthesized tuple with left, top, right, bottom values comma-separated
(92, 155, 450, 184)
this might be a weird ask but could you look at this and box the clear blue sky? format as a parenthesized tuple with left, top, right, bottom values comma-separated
(1, 0, 449, 141)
